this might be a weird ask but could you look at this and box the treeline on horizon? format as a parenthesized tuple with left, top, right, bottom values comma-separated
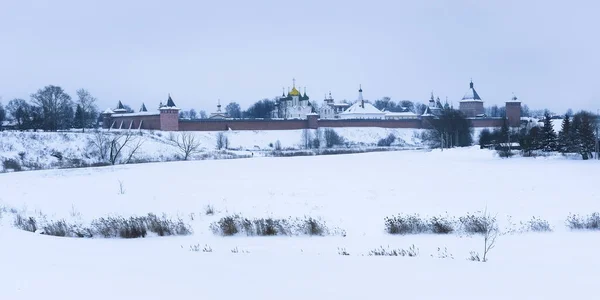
(479, 111, 598, 160)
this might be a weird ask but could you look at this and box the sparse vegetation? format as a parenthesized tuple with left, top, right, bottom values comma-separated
(210, 215, 343, 237)
(368, 245, 419, 257)
(190, 244, 213, 253)
(216, 132, 229, 150)
(323, 129, 344, 148)
(338, 247, 350, 256)
(3, 158, 22, 172)
(566, 213, 600, 230)
(12, 211, 191, 239)
(385, 214, 455, 235)
(377, 133, 396, 147)
(520, 216, 552, 232)
(204, 204, 215, 216)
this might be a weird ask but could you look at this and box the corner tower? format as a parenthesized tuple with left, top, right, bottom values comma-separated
(458, 80, 484, 117)
(159, 94, 180, 131)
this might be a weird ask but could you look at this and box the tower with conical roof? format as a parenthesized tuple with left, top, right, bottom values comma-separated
(114, 100, 127, 114)
(458, 80, 485, 117)
(159, 94, 180, 131)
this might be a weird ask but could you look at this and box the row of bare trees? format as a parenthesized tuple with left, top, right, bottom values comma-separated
(2, 85, 99, 131)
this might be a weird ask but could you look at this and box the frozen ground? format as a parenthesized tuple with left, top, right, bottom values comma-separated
(1, 147, 599, 299)
(0, 127, 424, 171)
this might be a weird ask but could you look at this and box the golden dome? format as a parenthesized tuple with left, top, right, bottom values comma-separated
(289, 86, 300, 96)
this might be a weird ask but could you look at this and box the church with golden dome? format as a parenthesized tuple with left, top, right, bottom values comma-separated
(273, 79, 313, 119)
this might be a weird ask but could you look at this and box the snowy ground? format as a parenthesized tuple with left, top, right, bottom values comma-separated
(1, 147, 599, 299)
(0, 128, 424, 171)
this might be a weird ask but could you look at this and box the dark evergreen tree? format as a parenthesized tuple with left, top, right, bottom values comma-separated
(478, 129, 492, 149)
(558, 114, 572, 153)
(541, 112, 557, 151)
(570, 113, 582, 155)
(74, 104, 84, 128)
(576, 111, 596, 160)
(500, 118, 510, 143)
(0, 102, 5, 125)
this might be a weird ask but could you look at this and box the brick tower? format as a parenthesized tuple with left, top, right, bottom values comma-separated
(505, 94, 522, 127)
(159, 94, 180, 131)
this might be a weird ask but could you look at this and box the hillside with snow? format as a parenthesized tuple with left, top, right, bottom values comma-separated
(0, 127, 424, 172)
(1, 148, 599, 299)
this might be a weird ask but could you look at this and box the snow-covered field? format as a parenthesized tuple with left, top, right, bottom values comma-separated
(0, 128, 424, 171)
(1, 147, 599, 299)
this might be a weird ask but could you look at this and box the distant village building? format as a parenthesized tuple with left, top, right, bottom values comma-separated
(319, 92, 351, 119)
(339, 86, 386, 119)
(274, 79, 312, 119)
(459, 80, 485, 117)
(209, 100, 228, 119)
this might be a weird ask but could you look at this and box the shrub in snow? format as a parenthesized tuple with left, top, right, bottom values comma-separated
(468, 251, 481, 262)
(204, 205, 215, 216)
(384, 214, 429, 235)
(324, 129, 344, 148)
(520, 216, 552, 232)
(338, 247, 350, 256)
(86, 214, 191, 239)
(429, 216, 455, 234)
(303, 217, 327, 236)
(3, 158, 22, 172)
(459, 212, 496, 234)
(377, 134, 396, 147)
(190, 244, 213, 253)
(210, 215, 342, 237)
(92, 216, 148, 238)
(431, 247, 454, 259)
(566, 213, 600, 230)
(231, 247, 249, 254)
(368, 245, 419, 257)
(145, 213, 191, 236)
(14, 214, 37, 232)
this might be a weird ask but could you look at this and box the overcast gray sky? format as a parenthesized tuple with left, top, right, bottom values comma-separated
(1, 0, 598, 114)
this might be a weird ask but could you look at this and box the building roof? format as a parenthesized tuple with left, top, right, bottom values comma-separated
(139, 103, 148, 112)
(341, 101, 385, 115)
(165, 95, 176, 107)
(289, 86, 300, 96)
(385, 111, 419, 117)
(461, 80, 483, 102)
(113, 101, 127, 112)
(111, 111, 160, 117)
(160, 94, 180, 110)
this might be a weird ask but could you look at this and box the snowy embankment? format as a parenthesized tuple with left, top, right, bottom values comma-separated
(1, 148, 600, 299)
(0, 127, 423, 172)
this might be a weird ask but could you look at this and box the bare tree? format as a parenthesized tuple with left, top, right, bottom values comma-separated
(216, 132, 229, 150)
(469, 209, 498, 262)
(88, 129, 111, 161)
(482, 210, 499, 262)
(76, 89, 98, 132)
(175, 132, 202, 160)
(301, 129, 313, 149)
(88, 130, 143, 165)
(109, 131, 143, 165)
(30, 85, 73, 131)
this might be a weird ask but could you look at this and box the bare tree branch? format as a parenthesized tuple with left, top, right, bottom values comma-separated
(174, 132, 202, 160)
